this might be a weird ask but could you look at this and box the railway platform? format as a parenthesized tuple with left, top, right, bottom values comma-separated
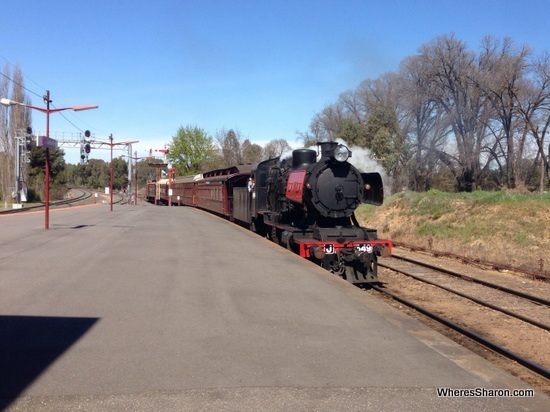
(0, 203, 548, 411)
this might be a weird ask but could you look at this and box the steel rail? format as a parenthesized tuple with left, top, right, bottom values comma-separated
(372, 285, 550, 380)
(393, 241, 550, 281)
(391, 253, 550, 307)
(0, 189, 92, 215)
(380, 261, 550, 331)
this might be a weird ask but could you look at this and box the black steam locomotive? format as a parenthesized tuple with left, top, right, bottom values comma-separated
(233, 141, 392, 284)
(147, 141, 392, 285)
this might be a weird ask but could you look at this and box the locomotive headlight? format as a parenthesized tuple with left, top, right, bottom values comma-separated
(333, 145, 350, 162)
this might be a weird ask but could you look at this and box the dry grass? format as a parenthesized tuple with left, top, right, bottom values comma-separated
(356, 190, 550, 273)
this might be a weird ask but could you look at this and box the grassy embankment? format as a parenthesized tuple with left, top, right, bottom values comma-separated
(356, 190, 550, 273)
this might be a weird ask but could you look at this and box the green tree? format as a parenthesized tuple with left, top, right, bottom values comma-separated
(66, 159, 128, 191)
(337, 119, 368, 147)
(112, 158, 128, 191)
(27, 146, 67, 200)
(364, 105, 401, 175)
(135, 159, 151, 187)
(167, 125, 217, 175)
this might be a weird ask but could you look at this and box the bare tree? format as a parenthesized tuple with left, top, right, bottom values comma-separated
(357, 73, 402, 112)
(338, 88, 368, 123)
(302, 32, 550, 192)
(295, 129, 318, 147)
(263, 138, 292, 159)
(308, 103, 345, 142)
(0, 64, 10, 201)
(477, 36, 532, 189)
(0, 63, 31, 202)
(398, 55, 450, 190)
(517, 52, 550, 191)
(419, 34, 494, 191)
(241, 139, 263, 164)
(216, 128, 243, 166)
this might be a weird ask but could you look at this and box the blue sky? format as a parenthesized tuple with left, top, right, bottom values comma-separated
(2, 0, 550, 164)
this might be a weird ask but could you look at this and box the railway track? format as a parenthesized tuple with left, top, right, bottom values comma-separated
(382, 254, 550, 329)
(370, 249, 550, 390)
(393, 241, 550, 281)
(0, 189, 126, 215)
(0, 189, 93, 215)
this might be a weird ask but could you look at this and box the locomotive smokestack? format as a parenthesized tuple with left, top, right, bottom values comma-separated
(292, 149, 316, 169)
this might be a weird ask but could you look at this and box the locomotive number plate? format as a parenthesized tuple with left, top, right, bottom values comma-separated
(355, 244, 373, 254)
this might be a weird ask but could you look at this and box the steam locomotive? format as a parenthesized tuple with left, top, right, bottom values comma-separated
(146, 141, 392, 284)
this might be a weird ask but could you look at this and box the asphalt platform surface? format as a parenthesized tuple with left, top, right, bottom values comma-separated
(0, 203, 548, 411)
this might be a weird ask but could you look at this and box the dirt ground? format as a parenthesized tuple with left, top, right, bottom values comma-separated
(359, 193, 550, 276)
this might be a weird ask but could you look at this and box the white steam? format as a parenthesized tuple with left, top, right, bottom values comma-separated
(296, 138, 393, 195)
(337, 138, 392, 196)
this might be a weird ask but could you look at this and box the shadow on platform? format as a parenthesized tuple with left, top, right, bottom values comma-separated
(0, 315, 99, 410)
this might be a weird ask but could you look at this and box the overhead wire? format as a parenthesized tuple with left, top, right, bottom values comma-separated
(0, 54, 47, 100)
(0, 54, 103, 137)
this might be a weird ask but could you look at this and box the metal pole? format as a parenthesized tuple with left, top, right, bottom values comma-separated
(134, 151, 138, 205)
(45, 90, 51, 229)
(45, 148, 50, 227)
(1, 91, 97, 226)
(168, 168, 172, 207)
(110, 134, 113, 212)
(127, 144, 132, 201)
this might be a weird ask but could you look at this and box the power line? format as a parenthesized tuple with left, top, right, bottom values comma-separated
(0, 54, 45, 99)
(0, 67, 43, 100)
(1, 54, 103, 135)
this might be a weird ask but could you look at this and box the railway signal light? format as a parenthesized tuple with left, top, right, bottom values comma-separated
(25, 126, 32, 151)
(82, 130, 92, 160)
